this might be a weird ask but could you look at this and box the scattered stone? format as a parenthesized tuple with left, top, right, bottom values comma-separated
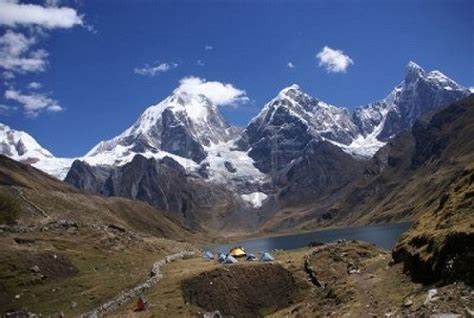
(465, 307, 474, 317)
(404, 299, 413, 307)
(15, 294, 21, 300)
(203, 310, 222, 318)
(108, 224, 126, 233)
(14, 237, 36, 244)
(30, 265, 40, 273)
(424, 288, 439, 305)
(308, 241, 325, 247)
(71, 301, 78, 309)
(5, 310, 37, 317)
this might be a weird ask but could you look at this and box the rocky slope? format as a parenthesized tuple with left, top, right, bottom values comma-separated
(0, 154, 194, 238)
(392, 163, 473, 285)
(65, 155, 252, 232)
(264, 95, 474, 235)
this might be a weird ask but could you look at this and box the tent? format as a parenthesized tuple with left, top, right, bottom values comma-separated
(260, 252, 274, 262)
(136, 296, 148, 311)
(202, 251, 215, 260)
(217, 253, 227, 263)
(246, 253, 257, 261)
(223, 255, 238, 264)
(229, 246, 247, 258)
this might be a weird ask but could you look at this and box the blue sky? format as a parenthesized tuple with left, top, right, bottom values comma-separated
(0, 0, 473, 157)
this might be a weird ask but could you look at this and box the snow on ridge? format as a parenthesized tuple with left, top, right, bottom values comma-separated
(327, 107, 389, 158)
(83, 145, 199, 171)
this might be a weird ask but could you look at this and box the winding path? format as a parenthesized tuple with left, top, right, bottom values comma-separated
(81, 251, 196, 318)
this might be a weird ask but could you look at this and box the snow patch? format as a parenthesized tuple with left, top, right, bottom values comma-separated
(201, 140, 268, 185)
(241, 192, 268, 208)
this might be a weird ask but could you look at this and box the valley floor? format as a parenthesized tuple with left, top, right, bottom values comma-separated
(107, 241, 473, 317)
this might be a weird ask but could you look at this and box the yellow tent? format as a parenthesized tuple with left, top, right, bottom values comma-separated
(229, 246, 246, 258)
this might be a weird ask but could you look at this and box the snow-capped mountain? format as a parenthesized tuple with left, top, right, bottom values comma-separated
(86, 92, 237, 163)
(0, 123, 73, 179)
(0, 61, 470, 212)
(237, 84, 362, 172)
(79, 86, 268, 191)
(351, 61, 469, 144)
(239, 62, 471, 165)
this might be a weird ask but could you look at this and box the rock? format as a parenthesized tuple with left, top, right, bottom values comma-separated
(203, 311, 222, 318)
(14, 294, 21, 300)
(71, 301, 78, 309)
(430, 314, 462, 318)
(30, 265, 40, 273)
(424, 288, 439, 305)
(404, 299, 413, 307)
(6, 310, 37, 317)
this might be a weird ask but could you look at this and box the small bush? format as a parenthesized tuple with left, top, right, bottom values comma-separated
(0, 191, 21, 225)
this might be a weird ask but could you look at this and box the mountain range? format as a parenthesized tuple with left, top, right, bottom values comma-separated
(0, 61, 471, 232)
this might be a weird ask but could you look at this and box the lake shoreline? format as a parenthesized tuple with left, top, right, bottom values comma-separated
(205, 221, 414, 253)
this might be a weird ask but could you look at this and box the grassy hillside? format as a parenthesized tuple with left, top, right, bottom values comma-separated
(0, 155, 202, 316)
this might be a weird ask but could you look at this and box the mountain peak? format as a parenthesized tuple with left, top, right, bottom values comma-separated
(406, 60, 424, 71)
(279, 84, 302, 96)
(405, 61, 426, 78)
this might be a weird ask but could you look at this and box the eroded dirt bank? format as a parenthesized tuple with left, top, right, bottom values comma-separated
(182, 263, 298, 317)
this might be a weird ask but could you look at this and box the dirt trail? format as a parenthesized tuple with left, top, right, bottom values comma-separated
(81, 251, 196, 318)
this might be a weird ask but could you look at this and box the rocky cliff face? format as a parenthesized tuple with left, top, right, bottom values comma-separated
(65, 155, 242, 229)
(274, 140, 365, 207)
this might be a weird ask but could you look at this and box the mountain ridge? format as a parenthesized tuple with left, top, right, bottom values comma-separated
(0, 62, 471, 231)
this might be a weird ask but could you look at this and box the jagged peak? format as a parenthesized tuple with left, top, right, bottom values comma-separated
(406, 60, 424, 72)
(278, 84, 302, 96)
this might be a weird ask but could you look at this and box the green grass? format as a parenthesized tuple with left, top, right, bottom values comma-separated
(0, 190, 20, 225)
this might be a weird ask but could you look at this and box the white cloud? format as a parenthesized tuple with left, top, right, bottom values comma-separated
(174, 76, 249, 107)
(134, 62, 178, 77)
(0, 30, 48, 73)
(2, 71, 15, 79)
(5, 88, 62, 116)
(196, 59, 204, 66)
(0, 0, 83, 29)
(287, 62, 295, 69)
(28, 81, 41, 89)
(316, 46, 354, 73)
(204, 45, 213, 50)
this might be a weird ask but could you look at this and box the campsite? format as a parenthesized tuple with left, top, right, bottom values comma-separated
(106, 240, 472, 317)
